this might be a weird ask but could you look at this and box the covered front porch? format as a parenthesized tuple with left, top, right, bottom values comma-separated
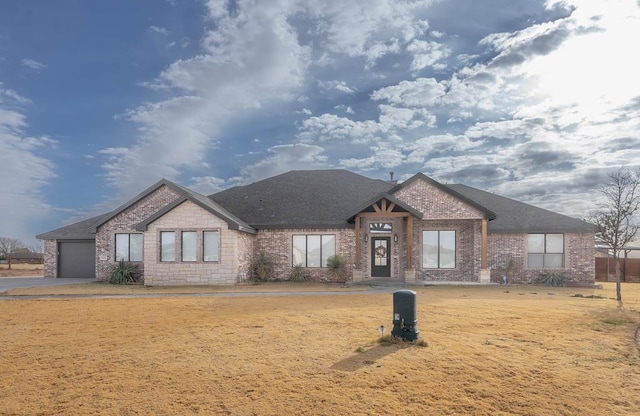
(349, 196, 491, 284)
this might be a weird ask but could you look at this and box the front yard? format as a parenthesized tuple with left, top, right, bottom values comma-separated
(1, 283, 639, 415)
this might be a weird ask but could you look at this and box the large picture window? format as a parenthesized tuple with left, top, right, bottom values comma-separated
(292, 235, 335, 267)
(422, 230, 456, 269)
(160, 231, 176, 262)
(528, 234, 564, 268)
(203, 231, 219, 262)
(181, 231, 197, 262)
(115, 233, 143, 262)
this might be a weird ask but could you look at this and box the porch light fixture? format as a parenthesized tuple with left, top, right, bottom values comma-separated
(364, 234, 368, 242)
(394, 234, 398, 242)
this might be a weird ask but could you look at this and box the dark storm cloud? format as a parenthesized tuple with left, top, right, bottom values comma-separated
(438, 164, 507, 184)
(490, 26, 572, 68)
(519, 147, 574, 170)
(426, 0, 572, 39)
(504, 167, 609, 202)
(469, 71, 497, 84)
(607, 137, 640, 152)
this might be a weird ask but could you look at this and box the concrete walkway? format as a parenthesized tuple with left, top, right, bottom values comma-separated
(0, 277, 498, 300)
(0, 277, 94, 294)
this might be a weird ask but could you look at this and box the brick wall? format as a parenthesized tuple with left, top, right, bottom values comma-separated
(95, 185, 183, 281)
(236, 231, 255, 281)
(410, 219, 482, 282)
(253, 228, 355, 282)
(488, 232, 595, 284)
(394, 179, 485, 219)
(393, 179, 485, 282)
(143, 200, 250, 286)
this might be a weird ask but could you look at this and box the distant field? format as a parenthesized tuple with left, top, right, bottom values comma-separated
(0, 263, 43, 277)
(1, 283, 639, 415)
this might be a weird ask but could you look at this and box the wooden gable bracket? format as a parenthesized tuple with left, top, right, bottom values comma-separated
(371, 198, 396, 214)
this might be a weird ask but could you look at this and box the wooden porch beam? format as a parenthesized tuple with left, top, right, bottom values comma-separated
(357, 212, 411, 218)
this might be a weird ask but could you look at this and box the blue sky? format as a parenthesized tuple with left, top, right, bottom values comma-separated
(2, 0, 640, 247)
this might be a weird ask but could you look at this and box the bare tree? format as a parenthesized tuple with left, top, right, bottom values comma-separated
(592, 167, 640, 301)
(0, 237, 27, 270)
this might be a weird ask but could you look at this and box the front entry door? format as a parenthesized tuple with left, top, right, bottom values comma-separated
(371, 237, 391, 277)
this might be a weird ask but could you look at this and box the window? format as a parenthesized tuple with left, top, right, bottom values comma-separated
(422, 230, 456, 269)
(370, 222, 392, 233)
(115, 233, 143, 262)
(182, 231, 197, 262)
(292, 235, 335, 267)
(528, 234, 564, 268)
(203, 231, 219, 262)
(160, 231, 176, 262)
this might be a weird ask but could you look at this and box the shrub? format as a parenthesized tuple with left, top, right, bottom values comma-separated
(109, 259, 138, 285)
(326, 254, 346, 283)
(289, 264, 306, 282)
(251, 252, 274, 281)
(536, 271, 566, 287)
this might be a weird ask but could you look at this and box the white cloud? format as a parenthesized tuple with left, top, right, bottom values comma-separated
(148, 25, 168, 35)
(340, 143, 405, 170)
(187, 175, 227, 194)
(318, 80, 355, 94)
(0, 86, 56, 245)
(371, 78, 446, 107)
(20, 58, 47, 72)
(303, 0, 433, 64)
(234, 143, 328, 183)
(102, 0, 311, 195)
(406, 39, 450, 72)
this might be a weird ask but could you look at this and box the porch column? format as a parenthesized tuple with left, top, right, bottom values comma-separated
(403, 215, 415, 283)
(355, 214, 361, 268)
(353, 215, 363, 282)
(406, 215, 413, 267)
(479, 218, 490, 283)
(481, 218, 487, 269)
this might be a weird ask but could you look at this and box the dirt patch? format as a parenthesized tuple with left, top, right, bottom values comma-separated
(1, 283, 639, 415)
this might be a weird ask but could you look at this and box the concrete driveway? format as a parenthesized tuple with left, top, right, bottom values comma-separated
(0, 277, 93, 294)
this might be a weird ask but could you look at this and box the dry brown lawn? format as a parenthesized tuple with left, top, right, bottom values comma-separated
(1, 282, 639, 415)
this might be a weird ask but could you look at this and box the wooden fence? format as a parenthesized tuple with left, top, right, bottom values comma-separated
(595, 258, 640, 282)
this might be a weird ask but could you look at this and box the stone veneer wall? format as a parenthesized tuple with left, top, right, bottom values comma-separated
(143, 200, 247, 286)
(43, 239, 57, 278)
(488, 232, 595, 284)
(253, 228, 355, 282)
(95, 185, 183, 281)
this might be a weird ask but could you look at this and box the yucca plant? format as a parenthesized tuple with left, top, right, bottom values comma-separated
(251, 252, 274, 281)
(536, 271, 566, 287)
(326, 254, 346, 283)
(289, 264, 306, 282)
(109, 259, 138, 285)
